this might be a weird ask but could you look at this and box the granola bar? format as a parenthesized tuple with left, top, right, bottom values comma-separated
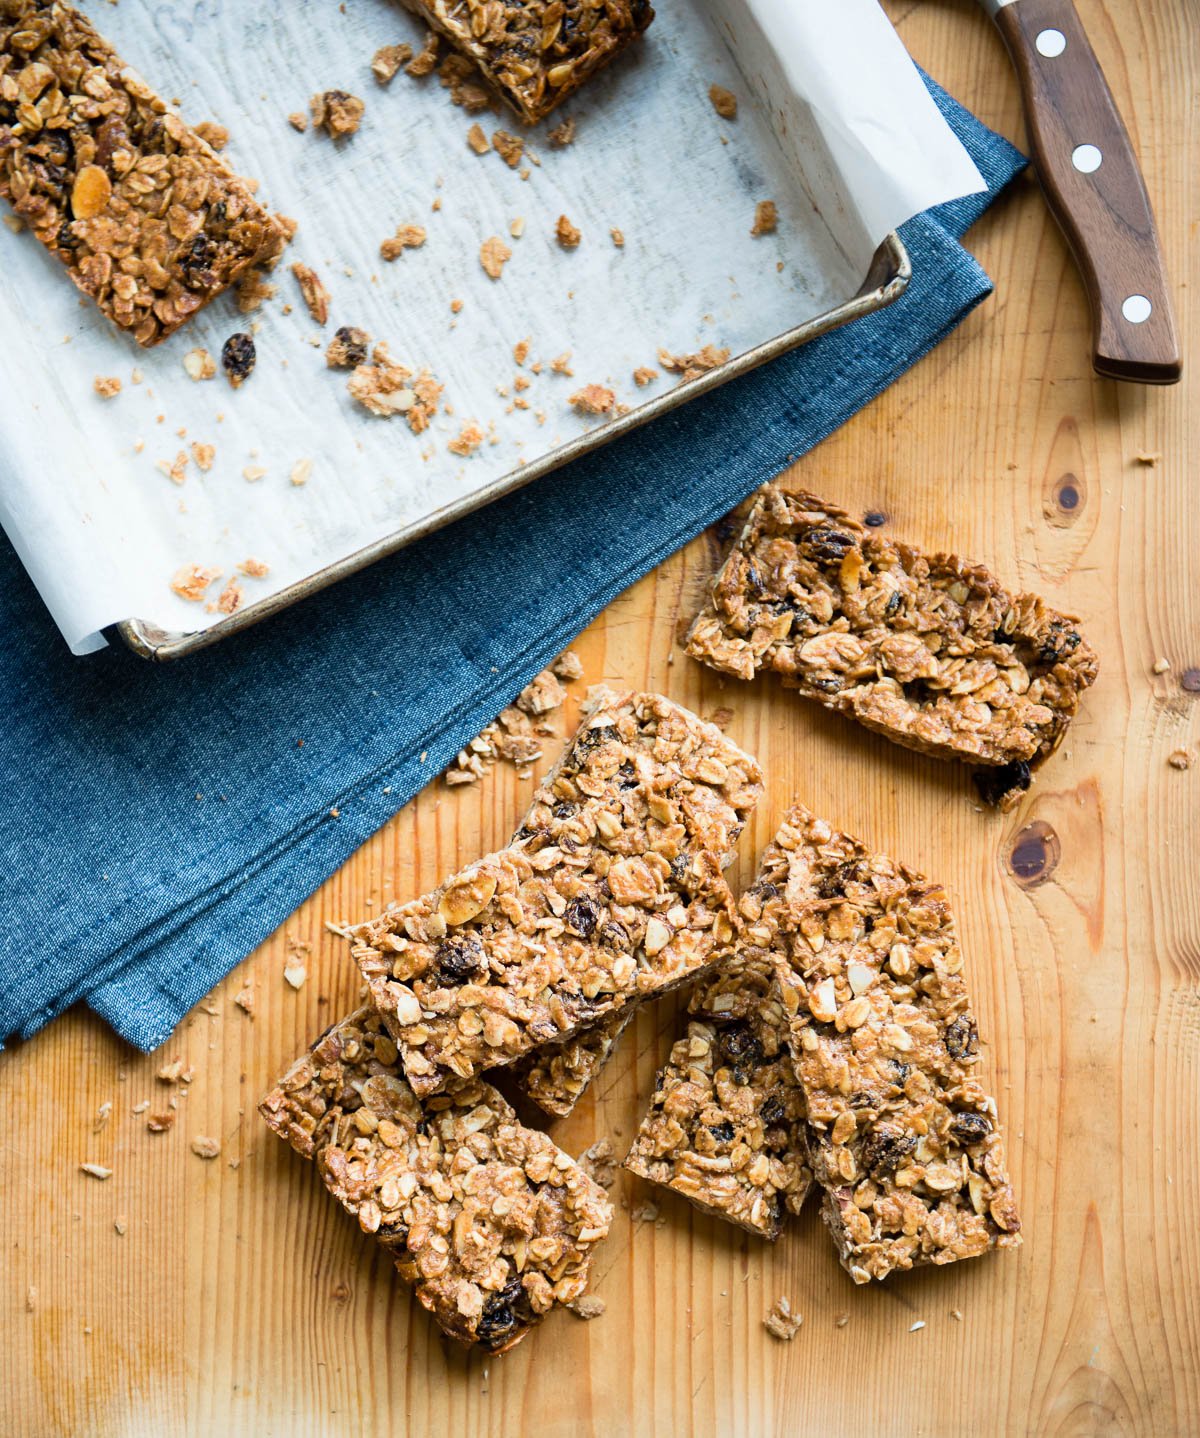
(621, 833, 814, 1239)
(509, 1007, 634, 1119)
(258, 1008, 612, 1352)
(686, 487, 1098, 808)
(353, 689, 762, 1098)
(399, 0, 654, 125)
(764, 804, 1021, 1281)
(0, 1, 286, 345)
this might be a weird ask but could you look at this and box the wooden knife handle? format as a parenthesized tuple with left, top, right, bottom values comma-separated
(992, 0, 1181, 384)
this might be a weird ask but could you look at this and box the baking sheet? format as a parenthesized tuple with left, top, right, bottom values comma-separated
(0, 0, 984, 655)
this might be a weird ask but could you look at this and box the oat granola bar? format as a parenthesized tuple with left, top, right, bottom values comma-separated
(353, 689, 762, 1098)
(399, 0, 654, 125)
(686, 486, 1098, 809)
(0, 1, 286, 345)
(764, 804, 1021, 1281)
(509, 1007, 634, 1119)
(259, 1007, 612, 1352)
(621, 833, 814, 1239)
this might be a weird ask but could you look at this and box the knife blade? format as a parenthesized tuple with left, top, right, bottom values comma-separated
(980, 0, 1181, 384)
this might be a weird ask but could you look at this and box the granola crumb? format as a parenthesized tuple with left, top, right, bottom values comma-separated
(311, 90, 365, 139)
(764, 1297, 802, 1341)
(170, 564, 221, 602)
(113, 1217, 127, 1236)
(235, 270, 275, 313)
(448, 421, 485, 457)
(287, 111, 308, 132)
(551, 649, 584, 681)
(547, 116, 576, 147)
(380, 224, 427, 261)
(1152, 657, 1170, 674)
(708, 84, 737, 119)
(290, 457, 313, 487)
(156, 451, 189, 485)
(372, 42, 412, 84)
(950, 1309, 963, 1322)
(569, 383, 615, 416)
(1135, 452, 1161, 466)
(835, 1312, 850, 1328)
(509, 216, 525, 239)
(233, 984, 255, 1016)
(147, 1110, 175, 1132)
(213, 578, 243, 615)
(406, 30, 440, 78)
(550, 351, 574, 376)
(191, 1136, 221, 1160)
(183, 348, 216, 382)
(492, 129, 524, 168)
(284, 961, 307, 990)
(579, 1138, 618, 1189)
(25, 1285, 36, 1312)
(658, 343, 730, 383)
(910, 1321, 927, 1332)
(450, 298, 464, 314)
(326, 326, 370, 369)
(194, 120, 229, 150)
(610, 227, 625, 247)
(290, 262, 330, 324)
(348, 347, 442, 432)
(556, 214, 581, 249)
(130, 368, 143, 385)
(1168, 749, 1190, 770)
(751, 200, 778, 237)
(157, 1058, 185, 1084)
(467, 123, 490, 154)
(567, 1294, 605, 1320)
(93, 375, 121, 399)
(480, 235, 512, 280)
(514, 337, 531, 366)
(94, 1101, 112, 1131)
(632, 366, 657, 387)
(631, 1201, 660, 1224)
(242, 465, 267, 483)
(80, 1163, 113, 1180)
(190, 442, 215, 473)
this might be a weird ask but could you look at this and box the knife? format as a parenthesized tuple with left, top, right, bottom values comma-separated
(981, 0, 1181, 384)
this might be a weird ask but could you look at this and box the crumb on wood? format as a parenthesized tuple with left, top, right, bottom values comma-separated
(567, 1294, 605, 1320)
(290, 262, 330, 324)
(284, 961, 307, 990)
(764, 1296, 802, 1341)
(380, 224, 427, 261)
(146, 1111, 175, 1133)
(93, 375, 121, 398)
(191, 1135, 221, 1160)
(1168, 749, 1191, 770)
(311, 90, 365, 139)
(751, 199, 777, 237)
(551, 649, 583, 680)
(113, 1217, 127, 1236)
(708, 84, 737, 119)
(80, 1163, 113, 1180)
(480, 235, 512, 280)
(578, 1137, 617, 1189)
(835, 1312, 850, 1328)
(233, 984, 255, 1016)
(1135, 452, 1161, 466)
(1152, 657, 1170, 675)
(568, 383, 614, 416)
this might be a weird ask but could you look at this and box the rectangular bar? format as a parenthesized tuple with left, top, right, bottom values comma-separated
(622, 835, 814, 1239)
(353, 688, 762, 1098)
(686, 486, 1098, 809)
(0, 1, 286, 345)
(258, 1007, 612, 1352)
(400, 0, 655, 125)
(765, 803, 1021, 1281)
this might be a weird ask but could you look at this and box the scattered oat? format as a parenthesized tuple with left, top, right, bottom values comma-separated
(235, 270, 275, 313)
(567, 1294, 605, 1320)
(290, 262, 330, 324)
(380, 224, 427, 261)
(550, 352, 574, 377)
(632, 365, 657, 387)
(93, 375, 121, 399)
(195, 120, 229, 150)
(242, 465, 267, 483)
(1135, 452, 1161, 466)
(146, 1111, 175, 1133)
(910, 1320, 927, 1332)
(555, 214, 581, 249)
(156, 450, 189, 486)
(1152, 657, 1170, 674)
(751, 199, 778, 237)
(170, 564, 221, 602)
(631, 1201, 660, 1224)
(131, 1100, 150, 1115)
(610, 227, 625, 248)
(290, 457, 313, 487)
(191, 442, 215, 473)
(233, 984, 255, 1016)
(480, 235, 512, 280)
(191, 1135, 221, 1160)
(80, 1163, 113, 1180)
(1168, 749, 1191, 770)
(406, 30, 440, 77)
(288, 110, 308, 132)
(326, 326, 370, 369)
(551, 649, 583, 681)
(3, 213, 24, 233)
(514, 337, 531, 366)
(311, 90, 364, 139)
(950, 1309, 963, 1322)
(708, 84, 737, 119)
(658, 343, 730, 383)
(547, 116, 576, 147)
(835, 1312, 850, 1328)
(94, 1101, 113, 1132)
(492, 129, 524, 168)
(569, 383, 615, 415)
(284, 961, 308, 990)
(183, 348, 216, 382)
(157, 1058, 185, 1083)
(509, 216, 525, 239)
(372, 42, 412, 84)
(578, 1138, 617, 1189)
(764, 1297, 802, 1341)
(467, 122, 490, 154)
(448, 421, 485, 457)
(517, 668, 567, 714)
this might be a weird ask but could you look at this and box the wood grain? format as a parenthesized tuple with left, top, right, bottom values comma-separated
(2, 2, 1197, 1434)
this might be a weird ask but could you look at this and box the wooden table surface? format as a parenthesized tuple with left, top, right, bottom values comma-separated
(3, 3, 1196, 1434)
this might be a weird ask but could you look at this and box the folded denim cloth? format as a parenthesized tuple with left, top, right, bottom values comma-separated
(0, 77, 1023, 1052)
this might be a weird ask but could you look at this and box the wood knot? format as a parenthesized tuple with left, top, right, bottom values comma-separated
(1006, 819, 1061, 889)
(1044, 472, 1085, 528)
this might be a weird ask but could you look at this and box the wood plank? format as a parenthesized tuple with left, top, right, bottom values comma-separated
(2, 1, 1196, 1433)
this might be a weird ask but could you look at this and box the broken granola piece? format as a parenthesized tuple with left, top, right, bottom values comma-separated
(213, 578, 242, 615)
(235, 270, 276, 313)
(190, 1135, 221, 1160)
(467, 122, 491, 154)
(0, 1, 287, 346)
(194, 120, 229, 150)
(555, 214, 581, 249)
(764, 1297, 802, 1341)
(290, 458, 313, 487)
(190, 441, 215, 473)
(708, 84, 737, 120)
(170, 564, 221, 602)
(287, 111, 308, 132)
(326, 326, 370, 370)
(551, 650, 584, 681)
(372, 42, 413, 84)
(183, 349, 216, 382)
(406, 30, 440, 78)
(310, 89, 364, 139)
(92, 375, 121, 399)
(438, 52, 491, 112)
(567, 1294, 605, 1320)
(221, 332, 256, 388)
(610, 227, 625, 248)
(751, 200, 777, 237)
(493, 129, 524, 168)
(348, 347, 442, 433)
(239, 556, 270, 578)
(658, 344, 730, 384)
(448, 421, 484, 457)
(354, 689, 761, 1098)
(765, 804, 1022, 1282)
(259, 1008, 612, 1352)
(398, 0, 654, 124)
(547, 116, 576, 147)
(290, 262, 330, 324)
(380, 224, 427, 261)
(632, 366, 657, 387)
(568, 384, 614, 416)
(684, 486, 1098, 806)
(480, 235, 512, 280)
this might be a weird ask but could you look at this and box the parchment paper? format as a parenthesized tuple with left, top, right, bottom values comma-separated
(0, 0, 983, 654)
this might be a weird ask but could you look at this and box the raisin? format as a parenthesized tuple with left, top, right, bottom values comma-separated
(948, 1111, 992, 1146)
(800, 528, 857, 563)
(884, 590, 903, 618)
(552, 800, 576, 819)
(718, 1022, 763, 1083)
(617, 760, 638, 790)
(434, 935, 483, 985)
(1037, 622, 1081, 667)
(810, 676, 843, 694)
(564, 896, 599, 937)
(377, 1221, 408, 1245)
(477, 1277, 525, 1345)
(860, 1124, 916, 1176)
(744, 560, 766, 595)
(706, 1120, 736, 1144)
(749, 881, 778, 901)
(669, 853, 692, 887)
(972, 759, 1032, 808)
(883, 1059, 910, 1087)
(944, 1015, 979, 1061)
(759, 1095, 785, 1128)
(815, 861, 863, 899)
(331, 325, 368, 368)
(221, 332, 256, 387)
(512, 824, 535, 841)
(180, 232, 218, 291)
(599, 921, 631, 951)
(576, 723, 618, 756)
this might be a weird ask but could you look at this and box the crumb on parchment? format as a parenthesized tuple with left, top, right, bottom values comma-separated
(709, 84, 737, 119)
(170, 564, 221, 602)
(658, 343, 730, 383)
(568, 383, 614, 415)
(194, 120, 229, 150)
(290, 262, 330, 324)
(183, 348, 216, 382)
(555, 214, 581, 249)
(326, 326, 370, 369)
(492, 130, 524, 168)
(287, 111, 308, 132)
(372, 43, 412, 84)
(467, 123, 490, 154)
(380, 224, 427, 261)
(239, 557, 270, 578)
(633, 366, 657, 387)
(93, 375, 121, 398)
(190, 442, 215, 472)
(751, 199, 777, 237)
(547, 116, 576, 147)
(764, 1296, 802, 1341)
(480, 235, 512, 280)
(310, 90, 364, 139)
(448, 421, 485, 457)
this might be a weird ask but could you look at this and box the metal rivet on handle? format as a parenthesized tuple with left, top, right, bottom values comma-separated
(1035, 28, 1067, 57)
(1122, 294, 1152, 324)
(1072, 144, 1103, 173)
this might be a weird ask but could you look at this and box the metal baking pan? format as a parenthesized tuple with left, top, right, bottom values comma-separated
(115, 234, 908, 661)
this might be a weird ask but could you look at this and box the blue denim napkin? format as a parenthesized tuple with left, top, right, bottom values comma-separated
(0, 77, 1024, 1052)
